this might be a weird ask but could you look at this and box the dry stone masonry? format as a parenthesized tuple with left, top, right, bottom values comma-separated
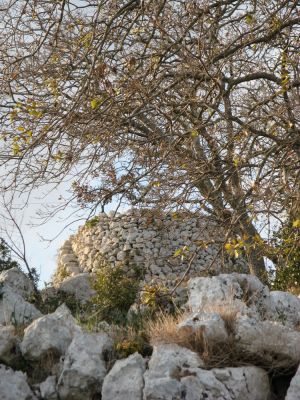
(56, 209, 246, 288)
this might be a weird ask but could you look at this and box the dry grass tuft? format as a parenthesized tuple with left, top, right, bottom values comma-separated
(147, 311, 239, 368)
(203, 304, 239, 335)
(146, 309, 296, 372)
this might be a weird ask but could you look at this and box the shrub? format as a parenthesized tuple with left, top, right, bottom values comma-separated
(140, 283, 174, 312)
(270, 217, 300, 294)
(35, 287, 85, 316)
(51, 265, 70, 286)
(90, 263, 139, 323)
(85, 216, 100, 229)
(0, 238, 19, 272)
(110, 310, 153, 359)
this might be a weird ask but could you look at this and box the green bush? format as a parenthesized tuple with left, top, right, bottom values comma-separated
(35, 288, 84, 315)
(90, 263, 139, 323)
(141, 283, 174, 313)
(85, 216, 100, 229)
(0, 238, 19, 272)
(270, 217, 300, 294)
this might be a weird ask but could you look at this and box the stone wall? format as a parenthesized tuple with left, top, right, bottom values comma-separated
(55, 209, 246, 287)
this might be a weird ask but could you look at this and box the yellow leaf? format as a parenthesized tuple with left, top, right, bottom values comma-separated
(245, 14, 253, 25)
(292, 219, 300, 228)
(17, 126, 25, 132)
(233, 156, 239, 167)
(173, 248, 183, 257)
(29, 110, 43, 118)
(90, 99, 100, 110)
(225, 243, 232, 251)
(12, 142, 21, 155)
(190, 130, 198, 138)
(152, 181, 160, 187)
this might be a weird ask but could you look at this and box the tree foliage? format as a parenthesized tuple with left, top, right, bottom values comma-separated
(0, 238, 19, 272)
(0, 0, 300, 278)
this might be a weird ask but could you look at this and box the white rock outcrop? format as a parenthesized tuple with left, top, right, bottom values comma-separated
(0, 267, 35, 298)
(21, 304, 81, 361)
(56, 273, 96, 302)
(0, 364, 36, 400)
(1, 264, 300, 399)
(143, 345, 270, 400)
(188, 273, 272, 318)
(0, 325, 17, 365)
(234, 316, 300, 366)
(39, 376, 58, 400)
(285, 364, 300, 400)
(182, 366, 270, 400)
(0, 285, 42, 325)
(270, 290, 300, 328)
(57, 331, 112, 400)
(143, 344, 204, 399)
(102, 352, 146, 400)
(178, 312, 229, 343)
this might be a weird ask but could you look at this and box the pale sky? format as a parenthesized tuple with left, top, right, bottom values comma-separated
(0, 179, 123, 287)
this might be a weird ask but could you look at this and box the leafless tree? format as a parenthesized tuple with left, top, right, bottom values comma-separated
(0, 0, 300, 279)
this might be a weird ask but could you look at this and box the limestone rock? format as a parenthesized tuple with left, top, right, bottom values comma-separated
(21, 304, 81, 361)
(102, 352, 146, 400)
(188, 273, 272, 319)
(286, 364, 300, 400)
(0, 267, 35, 298)
(270, 291, 300, 328)
(56, 273, 96, 302)
(58, 331, 112, 400)
(178, 312, 229, 343)
(0, 325, 18, 365)
(143, 344, 203, 399)
(234, 316, 300, 367)
(39, 376, 58, 400)
(182, 366, 270, 400)
(144, 343, 269, 400)
(0, 285, 42, 326)
(0, 364, 36, 400)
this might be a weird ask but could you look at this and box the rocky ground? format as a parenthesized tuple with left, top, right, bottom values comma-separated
(1, 267, 300, 399)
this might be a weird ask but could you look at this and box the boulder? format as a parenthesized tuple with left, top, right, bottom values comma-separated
(234, 316, 300, 367)
(56, 273, 96, 302)
(182, 366, 270, 400)
(143, 344, 203, 399)
(57, 331, 112, 400)
(270, 291, 300, 328)
(0, 325, 18, 365)
(39, 375, 58, 400)
(144, 343, 269, 400)
(21, 304, 81, 361)
(177, 312, 229, 343)
(0, 364, 36, 400)
(0, 267, 35, 298)
(0, 285, 42, 325)
(188, 273, 272, 319)
(102, 352, 146, 400)
(286, 364, 300, 400)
